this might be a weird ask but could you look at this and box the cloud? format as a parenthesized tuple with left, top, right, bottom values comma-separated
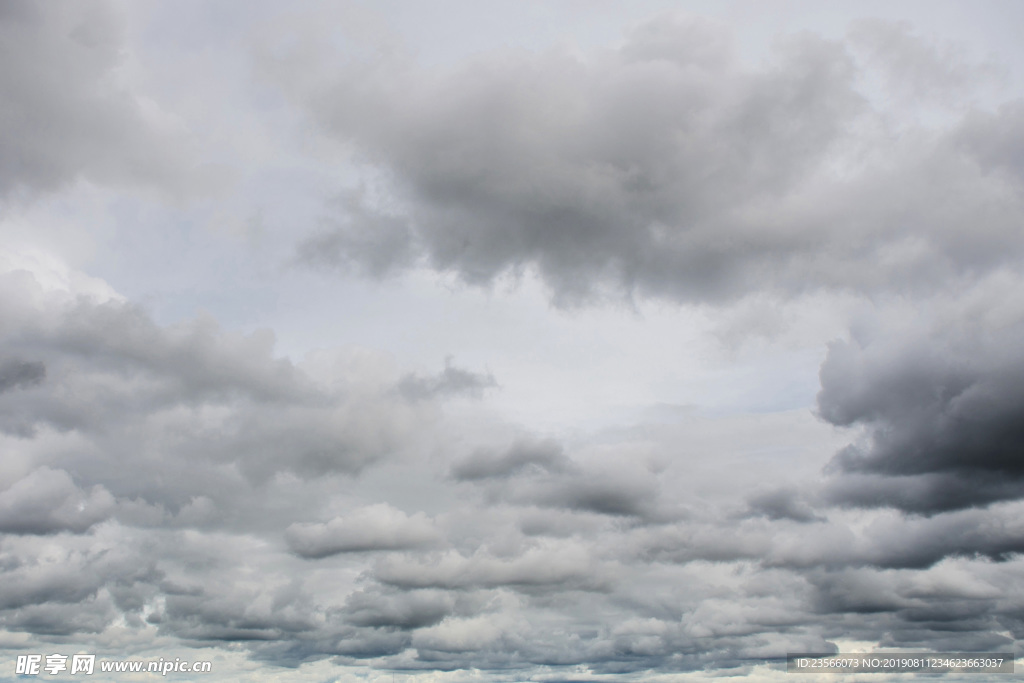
(269, 12, 1024, 307)
(847, 18, 1006, 106)
(286, 504, 442, 558)
(533, 472, 660, 519)
(342, 587, 457, 629)
(746, 488, 824, 523)
(0, 264, 435, 484)
(0, 0, 200, 198)
(373, 542, 611, 592)
(450, 439, 569, 481)
(452, 440, 668, 521)
(0, 358, 44, 393)
(397, 357, 497, 402)
(0, 467, 114, 534)
(296, 187, 415, 277)
(817, 295, 1024, 513)
(6, 7, 1024, 678)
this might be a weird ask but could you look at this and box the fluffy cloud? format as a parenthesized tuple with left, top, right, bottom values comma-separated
(286, 504, 442, 558)
(451, 440, 669, 521)
(5, 5, 1024, 680)
(0, 266, 437, 500)
(270, 14, 1024, 306)
(0, 467, 114, 534)
(450, 439, 569, 481)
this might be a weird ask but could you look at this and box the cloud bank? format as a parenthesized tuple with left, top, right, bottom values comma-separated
(2, 4, 1024, 681)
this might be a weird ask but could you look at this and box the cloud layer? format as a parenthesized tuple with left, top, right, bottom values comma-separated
(2, 4, 1024, 681)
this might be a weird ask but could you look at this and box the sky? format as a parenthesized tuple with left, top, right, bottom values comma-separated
(1, 1, 1024, 681)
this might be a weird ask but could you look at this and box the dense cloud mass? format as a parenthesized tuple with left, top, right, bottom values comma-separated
(3, 3, 1024, 681)
(274, 14, 1024, 305)
(818, 293, 1024, 513)
(1, 259, 1023, 675)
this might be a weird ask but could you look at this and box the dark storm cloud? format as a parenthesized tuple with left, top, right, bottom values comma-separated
(0, 0, 198, 197)
(269, 13, 1024, 306)
(817, 311, 1024, 512)
(397, 357, 497, 402)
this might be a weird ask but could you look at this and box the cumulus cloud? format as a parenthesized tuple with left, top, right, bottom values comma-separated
(746, 488, 824, 523)
(817, 294, 1024, 513)
(269, 12, 1024, 306)
(0, 467, 114, 534)
(286, 504, 442, 558)
(450, 439, 569, 481)
(6, 6, 1024, 680)
(342, 587, 458, 630)
(452, 440, 669, 521)
(0, 265, 437, 493)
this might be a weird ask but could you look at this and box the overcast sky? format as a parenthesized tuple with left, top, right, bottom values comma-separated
(2, 1, 1024, 681)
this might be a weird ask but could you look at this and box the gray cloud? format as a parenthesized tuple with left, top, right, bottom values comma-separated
(0, 271, 434, 495)
(342, 587, 458, 630)
(817, 306, 1024, 513)
(6, 5, 1024, 679)
(397, 357, 497, 402)
(286, 504, 442, 558)
(0, 358, 44, 393)
(450, 439, 569, 481)
(269, 13, 1024, 307)
(0, 467, 114, 534)
(373, 542, 612, 592)
(0, 0, 200, 197)
(453, 440, 670, 522)
(746, 488, 824, 523)
(533, 472, 660, 519)
(0, 534, 158, 638)
(297, 187, 416, 277)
